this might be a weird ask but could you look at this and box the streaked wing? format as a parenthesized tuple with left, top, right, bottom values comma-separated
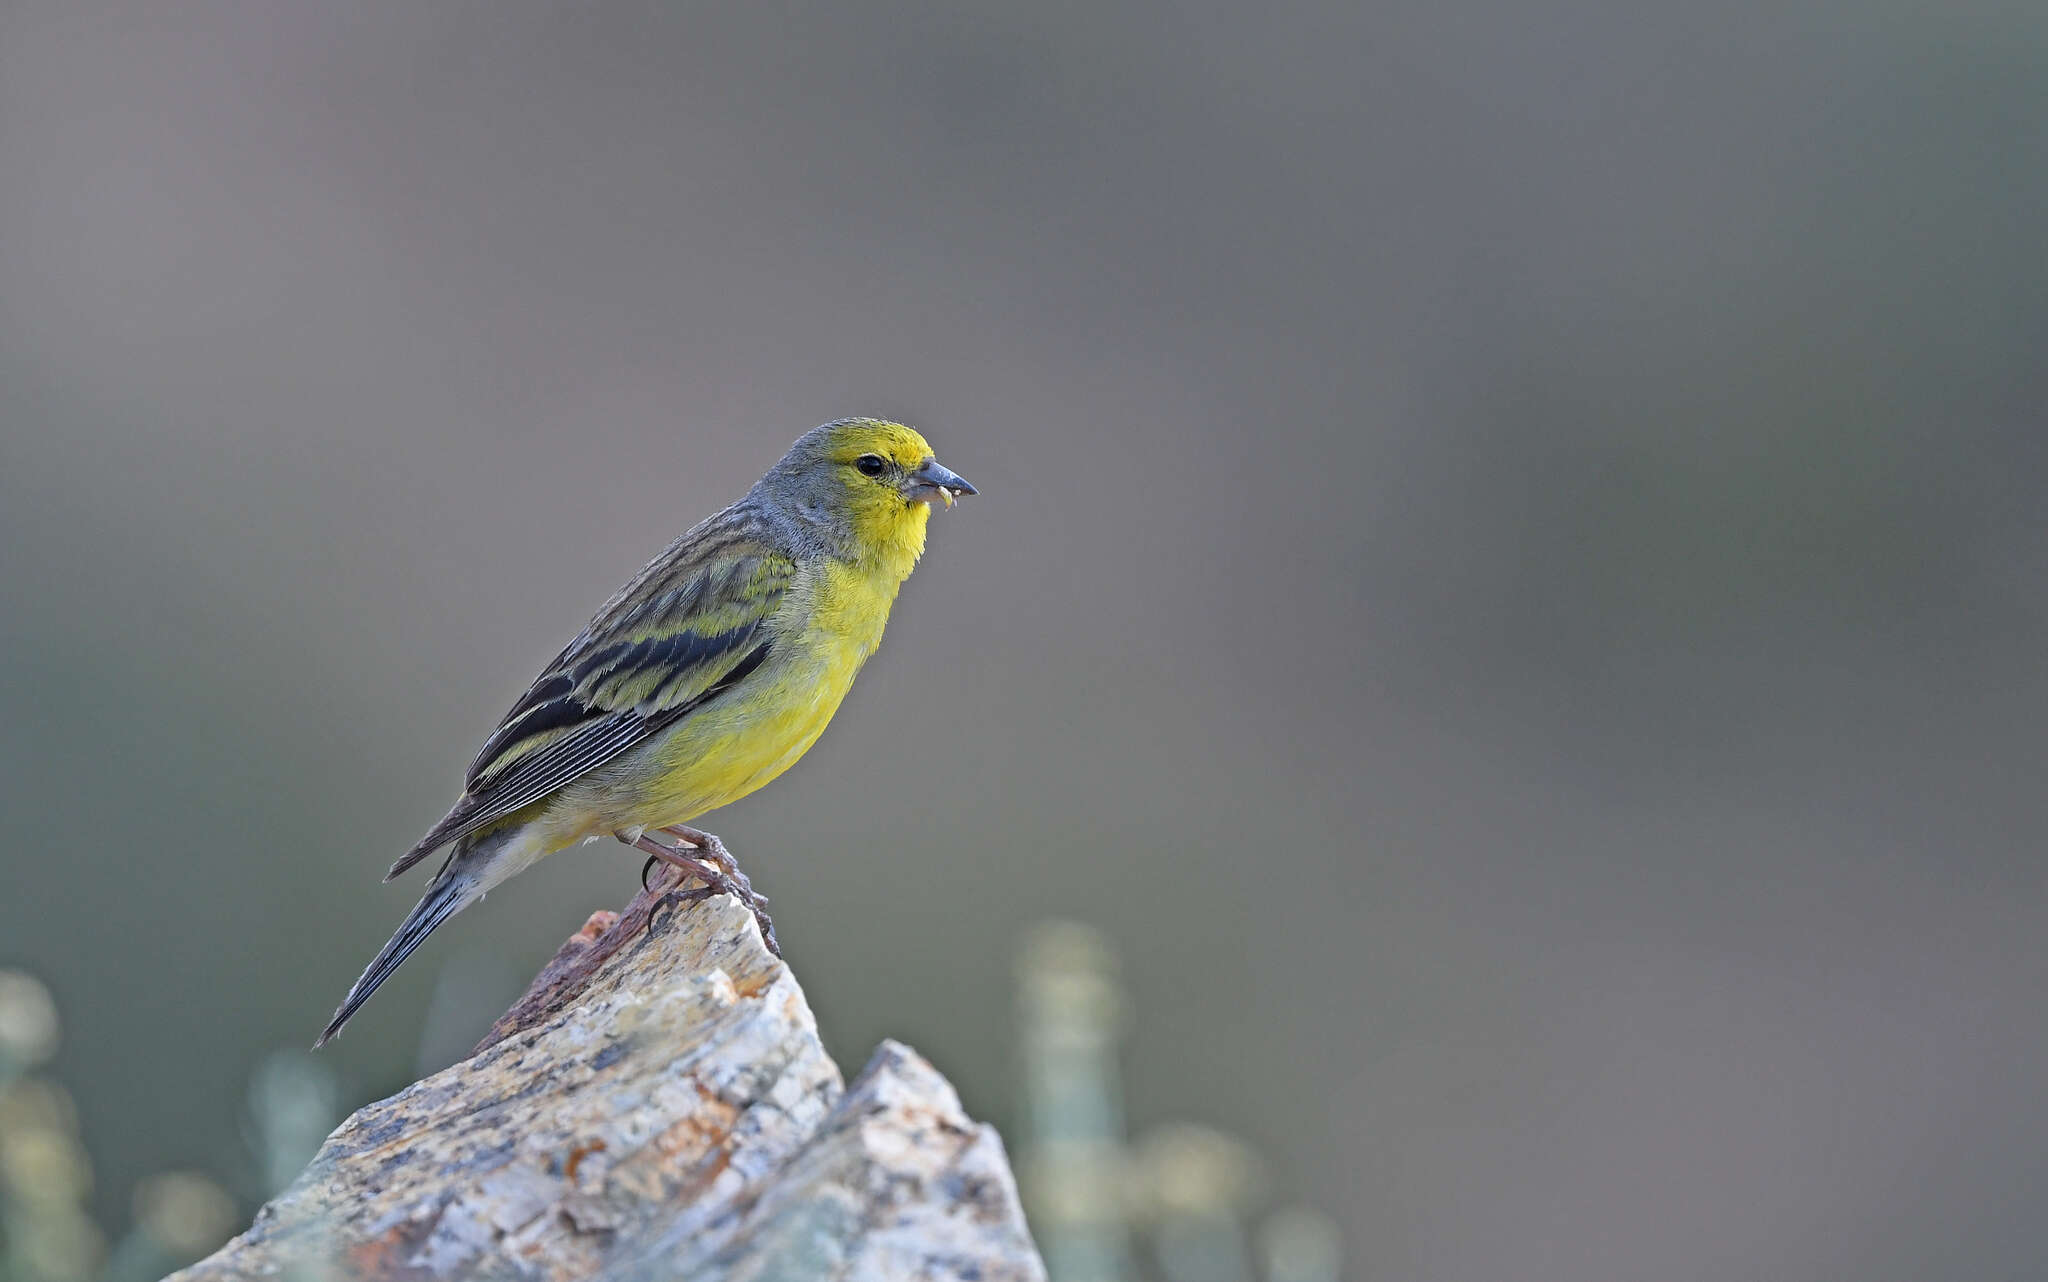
(390, 516, 793, 874)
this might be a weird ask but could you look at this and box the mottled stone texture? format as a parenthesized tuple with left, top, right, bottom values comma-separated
(171, 887, 1044, 1282)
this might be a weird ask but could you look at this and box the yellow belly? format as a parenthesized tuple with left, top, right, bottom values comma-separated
(537, 557, 897, 842)
(634, 642, 855, 825)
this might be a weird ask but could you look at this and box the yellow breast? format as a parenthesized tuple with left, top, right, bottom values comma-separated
(576, 555, 909, 831)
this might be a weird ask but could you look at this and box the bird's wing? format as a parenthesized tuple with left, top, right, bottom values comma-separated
(388, 524, 794, 877)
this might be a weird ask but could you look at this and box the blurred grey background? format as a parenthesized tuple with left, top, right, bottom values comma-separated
(2, 1, 2045, 1277)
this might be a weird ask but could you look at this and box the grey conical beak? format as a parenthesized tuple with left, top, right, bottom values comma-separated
(907, 458, 977, 506)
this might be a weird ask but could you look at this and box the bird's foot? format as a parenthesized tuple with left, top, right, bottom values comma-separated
(631, 830, 782, 957)
(661, 825, 780, 956)
(660, 825, 760, 901)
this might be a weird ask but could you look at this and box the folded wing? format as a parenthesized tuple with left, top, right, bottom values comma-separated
(387, 533, 793, 879)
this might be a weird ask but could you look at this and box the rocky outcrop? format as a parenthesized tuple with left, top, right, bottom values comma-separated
(171, 883, 1044, 1282)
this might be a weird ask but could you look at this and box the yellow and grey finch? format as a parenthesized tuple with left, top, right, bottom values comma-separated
(317, 420, 975, 1045)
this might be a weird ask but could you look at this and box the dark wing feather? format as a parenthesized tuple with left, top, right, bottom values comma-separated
(386, 520, 793, 879)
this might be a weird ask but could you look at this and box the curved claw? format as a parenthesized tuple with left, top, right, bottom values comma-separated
(640, 853, 662, 893)
(646, 887, 715, 938)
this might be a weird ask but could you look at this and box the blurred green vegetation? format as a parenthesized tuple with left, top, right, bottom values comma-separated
(0, 971, 339, 1282)
(0, 978, 202, 1280)
(1018, 923, 1340, 1282)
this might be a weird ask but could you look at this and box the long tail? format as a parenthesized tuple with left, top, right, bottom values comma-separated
(316, 871, 469, 1047)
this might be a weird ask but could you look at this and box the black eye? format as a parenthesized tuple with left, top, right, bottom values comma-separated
(855, 454, 887, 477)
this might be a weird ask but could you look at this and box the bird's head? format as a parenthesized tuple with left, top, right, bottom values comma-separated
(761, 419, 976, 570)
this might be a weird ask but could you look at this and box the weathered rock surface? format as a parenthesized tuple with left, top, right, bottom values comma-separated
(171, 884, 1045, 1282)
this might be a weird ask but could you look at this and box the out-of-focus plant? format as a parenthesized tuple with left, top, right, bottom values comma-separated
(1256, 1210, 1341, 1282)
(1016, 928, 1344, 1282)
(101, 1172, 240, 1282)
(0, 970, 104, 1282)
(0, 974, 60, 1079)
(0, 969, 340, 1282)
(1134, 1124, 1265, 1282)
(243, 1051, 341, 1199)
(241, 1051, 346, 1282)
(1018, 921, 1137, 1282)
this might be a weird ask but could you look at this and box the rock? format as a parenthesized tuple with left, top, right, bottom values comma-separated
(170, 885, 1045, 1282)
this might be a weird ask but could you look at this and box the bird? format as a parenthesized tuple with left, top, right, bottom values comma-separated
(316, 419, 976, 1046)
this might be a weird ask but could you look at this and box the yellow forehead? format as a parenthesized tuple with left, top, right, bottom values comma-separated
(822, 419, 933, 467)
